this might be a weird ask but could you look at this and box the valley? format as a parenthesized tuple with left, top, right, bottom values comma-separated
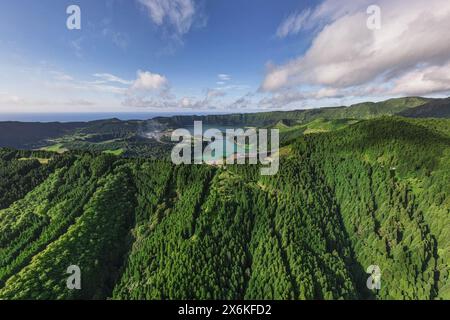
(0, 97, 449, 299)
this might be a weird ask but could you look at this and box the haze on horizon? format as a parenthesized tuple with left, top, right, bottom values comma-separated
(0, 0, 449, 114)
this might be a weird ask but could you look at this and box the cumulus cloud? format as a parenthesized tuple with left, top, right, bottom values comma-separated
(138, 0, 197, 38)
(176, 88, 226, 109)
(124, 86, 226, 110)
(130, 70, 169, 92)
(83, 70, 227, 110)
(391, 62, 450, 96)
(47, 69, 171, 107)
(264, 0, 450, 101)
(122, 70, 175, 108)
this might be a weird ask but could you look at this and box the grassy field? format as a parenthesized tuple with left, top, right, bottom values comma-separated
(18, 157, 51, 164)
(103, 149, 125, 156)
(41, 143, 67, 153)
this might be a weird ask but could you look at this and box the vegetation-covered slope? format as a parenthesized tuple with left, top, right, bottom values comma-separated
(399, 98, 450, 119)
(0, 117, 448, 300)
(0, 122, 86, 149)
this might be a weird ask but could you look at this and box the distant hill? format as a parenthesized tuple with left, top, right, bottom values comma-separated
(0, 96, 448, 150)
(0, 122, 86, 149)
(399, 98, 450, 118)
(334, 97, 430, 118)
(153, 97, 433, 127)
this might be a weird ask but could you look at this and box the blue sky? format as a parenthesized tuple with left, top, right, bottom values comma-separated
(0, 0, 449, 113)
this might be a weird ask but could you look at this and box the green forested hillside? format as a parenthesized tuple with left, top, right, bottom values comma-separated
(399, 98, 450, 119)
(152, 97, 429, 129)
(0, 117, 448, 300)
(0, 122, 86, 149)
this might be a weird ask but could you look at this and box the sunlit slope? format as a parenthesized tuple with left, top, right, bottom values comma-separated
(293, 117, 450, 299)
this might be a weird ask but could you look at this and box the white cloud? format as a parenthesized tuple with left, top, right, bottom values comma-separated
(276, 9, 312, 38)
(175, 88, 226, 109)
(264, 0, 450, 100)
(218, 74, 231, 81)
(0, 64, 165, 112)
(391, 62, 450, 96)
(122, 95, 175, 109)
(176, 96, 206, 109)
(206, 88, 226, 99)
(130, 70, 169, 92)
(259, 90, 308, 109)
(124, 86, 226, 110)
(93, 73, 132, 85)
(46, 78, 128, 95)
(49, 70, 167, 97)
(0, 92, 96, 108)
(0, 93, 22, 105)
(138, 0, 197, 37)
(50, 71, 74, 82)
(123, 95, 197, 109)
(123, 70, 175, 108)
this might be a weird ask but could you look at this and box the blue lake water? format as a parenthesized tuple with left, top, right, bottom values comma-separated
(180, 125, 257, 162)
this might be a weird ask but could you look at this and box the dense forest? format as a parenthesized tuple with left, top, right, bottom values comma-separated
(0, 115, 448, 300)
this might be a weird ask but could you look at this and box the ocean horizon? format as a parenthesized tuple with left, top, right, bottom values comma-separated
(0, 112, 231, 123)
